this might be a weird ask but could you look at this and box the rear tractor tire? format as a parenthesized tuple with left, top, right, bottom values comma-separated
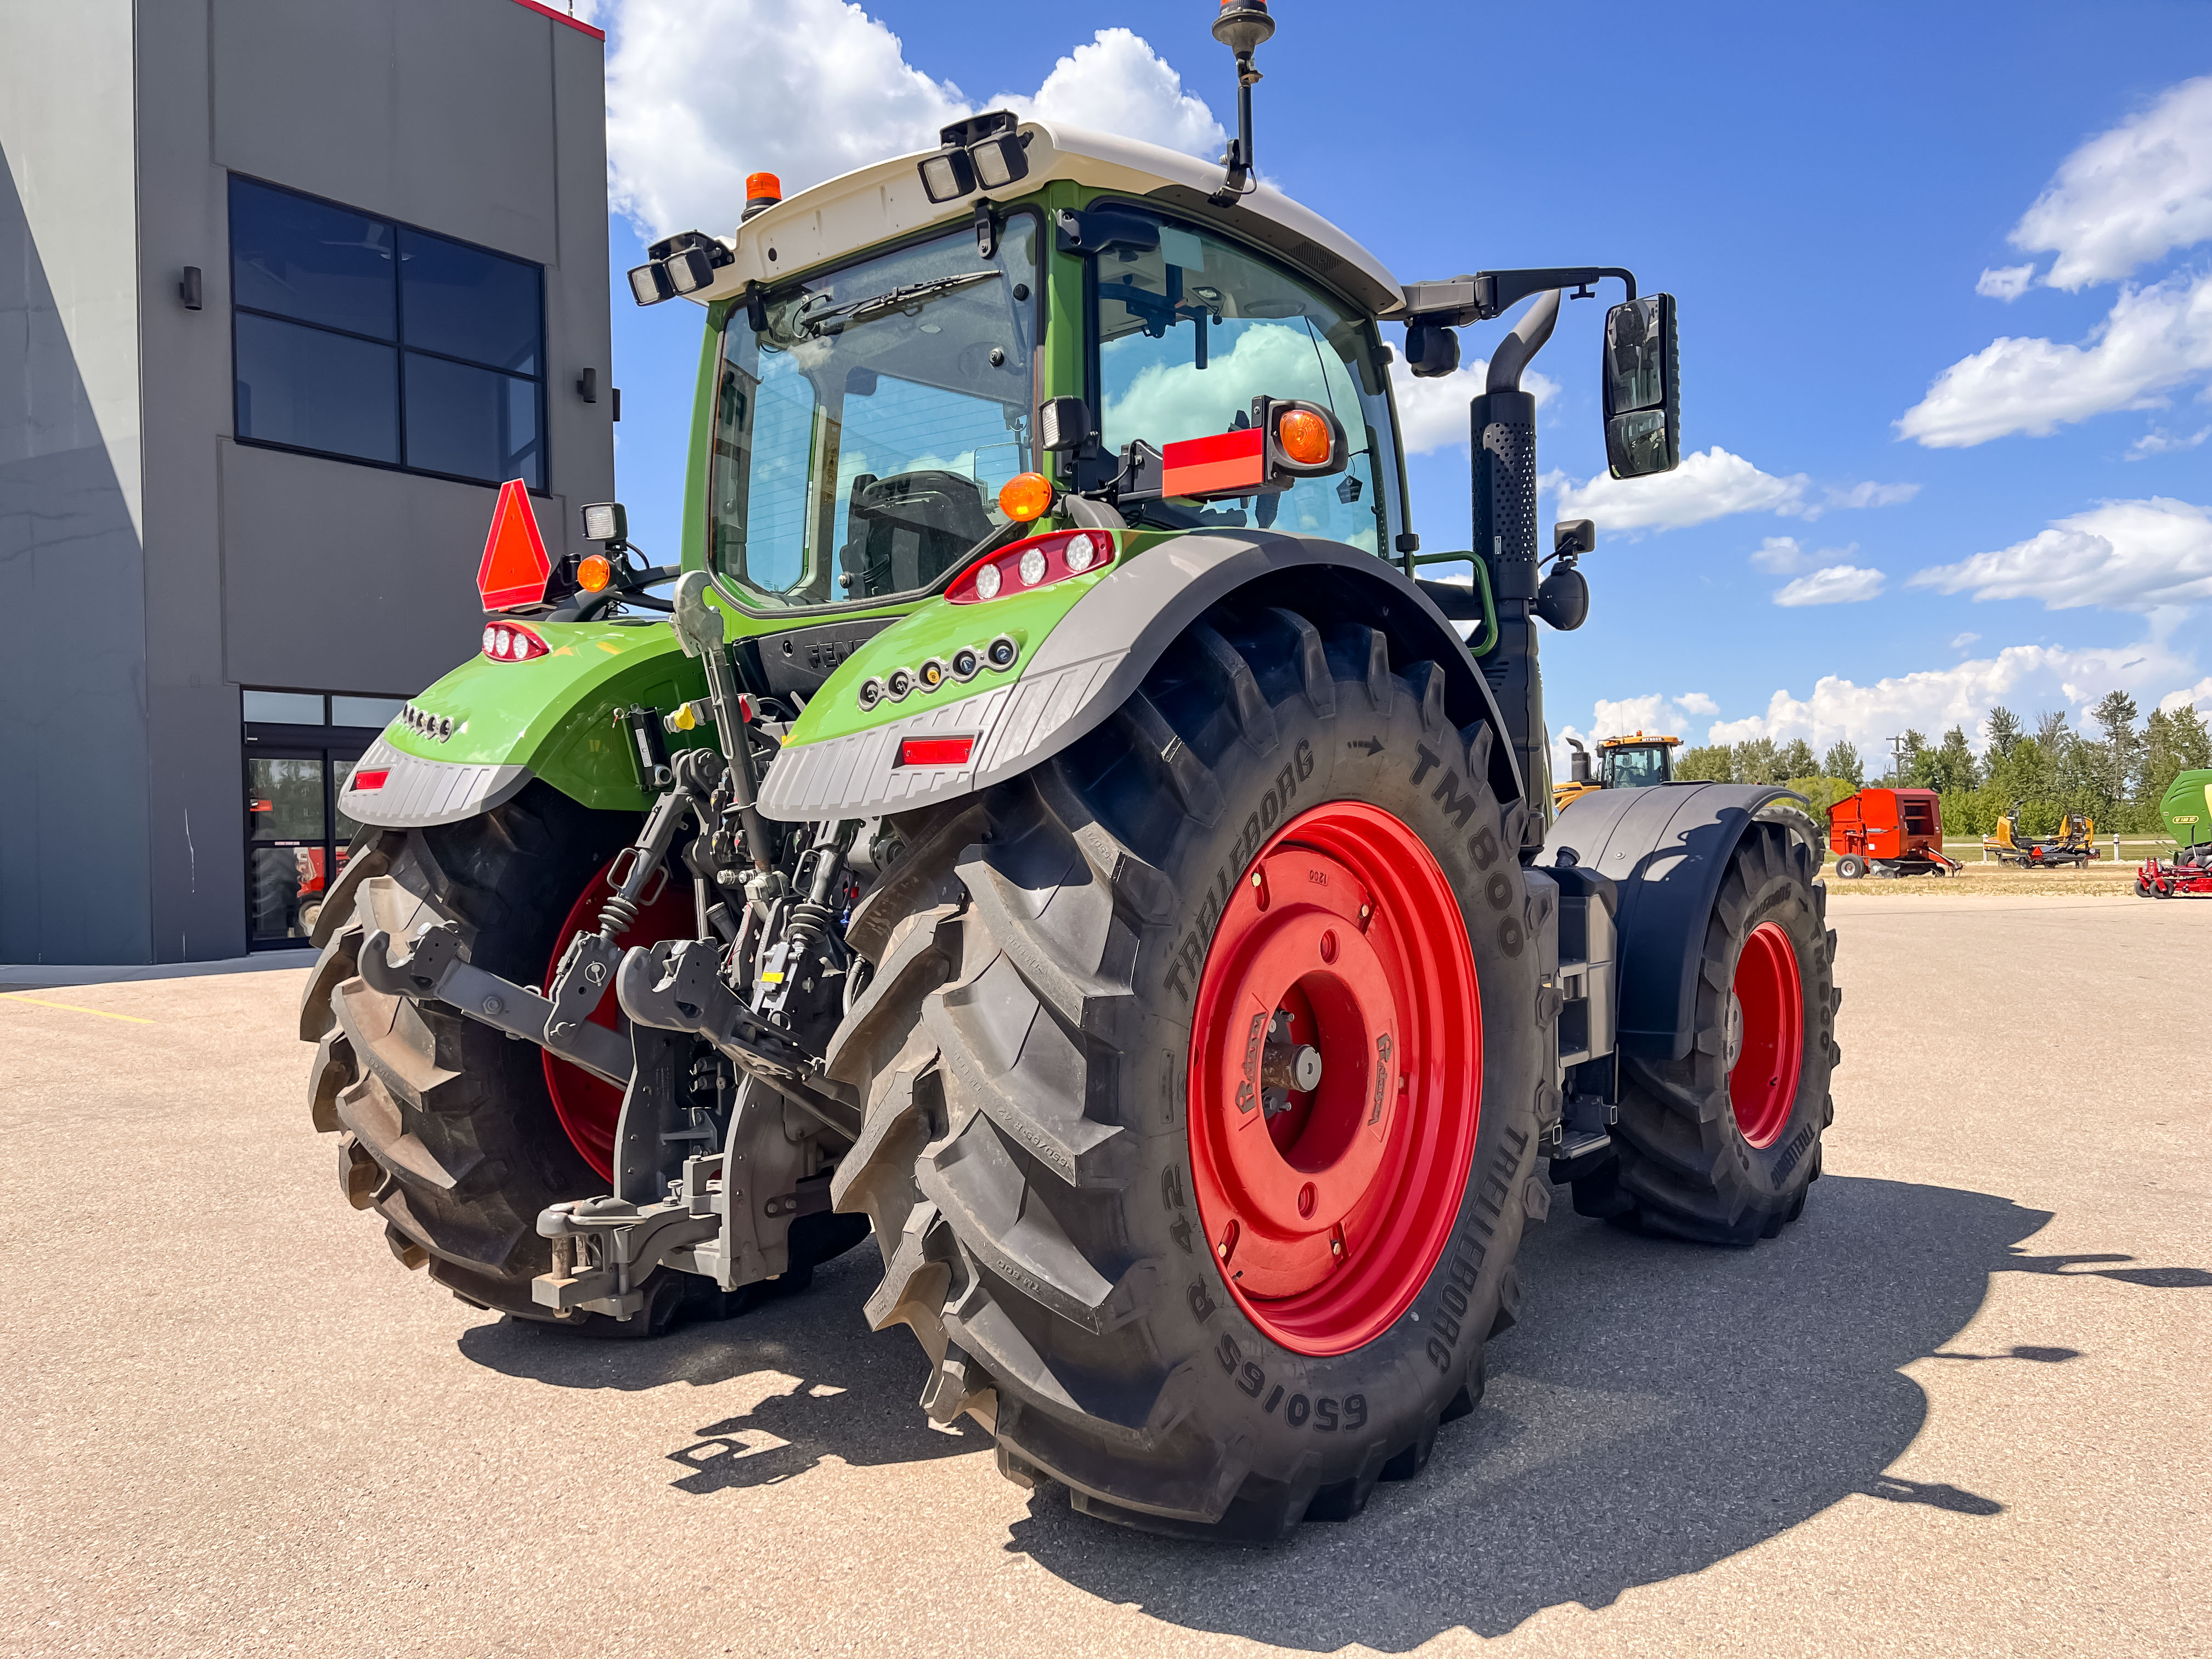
(1570, 826, 1837, 1244)
(826, 600, 1549, 1538)
(301, 783, 859, 1331)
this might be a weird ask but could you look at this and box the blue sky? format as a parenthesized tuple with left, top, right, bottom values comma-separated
(589, 0, 2212, 767)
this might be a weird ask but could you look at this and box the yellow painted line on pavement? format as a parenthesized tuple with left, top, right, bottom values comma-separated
(0, 992, 155, 1024)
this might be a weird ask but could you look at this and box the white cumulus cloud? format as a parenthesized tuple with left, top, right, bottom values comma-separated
(1774, 565, 1886, 607)
(1909, 496, 2212, 612)
(1390, 358, 1558, 455)
(1897, 270, 2212, 447)
(1549, 448, 1916, 534)
(604, 4, 1223, 238)
(2129, 425, 2210, 458)
(1752, 535, 1808, 573)
(996, 29, 1224, 160)
(2010, 74, 2212, 290)
(1901, 75, 2212, 447)
(2162, 676, 2212, 713)
(1700, 636, 2204, 754)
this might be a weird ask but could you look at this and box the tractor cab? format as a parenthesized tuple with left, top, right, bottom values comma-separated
(1555, 731, 1681, 812)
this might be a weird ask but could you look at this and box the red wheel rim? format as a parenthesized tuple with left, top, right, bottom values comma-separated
(541, 860, 697, 1181)
(1728, 921, 1803, 1149)
(1186, 802, 1482, 1357)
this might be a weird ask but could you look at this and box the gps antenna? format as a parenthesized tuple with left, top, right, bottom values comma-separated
(1209, 1, 1274, 206)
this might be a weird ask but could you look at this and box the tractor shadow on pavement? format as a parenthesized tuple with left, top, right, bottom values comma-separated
(456, 1250, 981, 1489)
(1006, 1173, 2203, 1649)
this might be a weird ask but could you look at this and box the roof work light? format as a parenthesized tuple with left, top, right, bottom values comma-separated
(918, 111, 1029, 204)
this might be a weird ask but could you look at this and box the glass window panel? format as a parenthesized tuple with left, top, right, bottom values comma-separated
(710, 216, 1039, 608)
(249, 846, 318, 941)
(235, 312, 399, 464)
(1096, 221, 1394, 552)
(403, 354, 543, 486)
(229, 176, 396, 339)
(398, 228, 541, 374)
(330, 696, 407, 729)
(332, 757, 363, 839)
(248, 757, 326, 841)
(243, 691, 325, 724)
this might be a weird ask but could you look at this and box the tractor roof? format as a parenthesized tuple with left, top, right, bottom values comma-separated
(1599, 732, 1682, 748)
(678, 116, 1406, 320)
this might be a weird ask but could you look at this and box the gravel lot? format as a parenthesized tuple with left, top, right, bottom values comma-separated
(3, 893, 2207, 1657)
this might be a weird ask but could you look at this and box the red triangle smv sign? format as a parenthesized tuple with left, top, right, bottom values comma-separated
(476, 478, 554, 612)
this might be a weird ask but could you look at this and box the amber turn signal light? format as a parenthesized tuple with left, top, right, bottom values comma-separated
(577, 554, 613, 592)
(1276, 408, 1331, 467)
(997, 471, 1055, 523)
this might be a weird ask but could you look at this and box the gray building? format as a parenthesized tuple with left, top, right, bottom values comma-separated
(1, 0, 614, 964)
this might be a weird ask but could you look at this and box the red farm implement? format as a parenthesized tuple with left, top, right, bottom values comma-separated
(1826, 787, 1961, 879)
(2136, 842, 2212, 898)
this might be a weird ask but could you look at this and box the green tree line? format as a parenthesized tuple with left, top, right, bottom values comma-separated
(1672, 693, 2211, 837)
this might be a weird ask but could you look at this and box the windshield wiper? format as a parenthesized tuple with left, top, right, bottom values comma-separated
(794, 269, 1001, 337)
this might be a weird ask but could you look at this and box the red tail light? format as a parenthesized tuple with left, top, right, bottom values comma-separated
(896, 736, 975, 767)
(353, 770, 390, 792)
(948, 529, 1116, 604)
(482, 622, 550, 661)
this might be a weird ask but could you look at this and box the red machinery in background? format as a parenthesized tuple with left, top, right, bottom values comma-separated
(2136, 842, 2212, 898)
(1827, 787, 1962, 879)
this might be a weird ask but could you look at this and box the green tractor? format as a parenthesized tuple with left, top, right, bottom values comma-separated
(302, 3, 1837, 1539)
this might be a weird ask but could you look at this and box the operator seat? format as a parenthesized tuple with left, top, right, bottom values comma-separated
(838, 471, 996, 598)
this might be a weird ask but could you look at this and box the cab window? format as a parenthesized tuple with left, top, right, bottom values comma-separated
(1092, 215, 1400, 550)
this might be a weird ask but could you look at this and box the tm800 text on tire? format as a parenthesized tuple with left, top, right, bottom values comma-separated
(826, 599, 1551, 1539)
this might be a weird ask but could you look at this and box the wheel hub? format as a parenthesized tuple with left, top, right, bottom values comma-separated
(1186, 801, 1482, 1357)
(1727, 921, 1804, 1149)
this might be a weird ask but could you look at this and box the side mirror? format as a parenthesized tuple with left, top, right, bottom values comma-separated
(1536, 560, 1590, 631)
(1404, 321, 1461, 379)
(1601, 294, 1679, 478)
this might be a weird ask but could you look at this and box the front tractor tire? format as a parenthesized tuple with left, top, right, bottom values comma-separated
(1570, 826, 1838, 1244)
(827, 601, 1549, 1538)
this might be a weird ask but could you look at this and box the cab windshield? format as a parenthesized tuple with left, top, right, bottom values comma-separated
(1604, 746, 1671, 788)
(709, 216, 1040, 610)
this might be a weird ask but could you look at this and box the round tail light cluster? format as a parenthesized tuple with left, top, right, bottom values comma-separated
(482, 622, 550, 661)
(949, 529, 1115, 605)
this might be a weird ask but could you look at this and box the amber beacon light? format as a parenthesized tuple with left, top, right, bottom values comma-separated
(997, 471, 1055, 523)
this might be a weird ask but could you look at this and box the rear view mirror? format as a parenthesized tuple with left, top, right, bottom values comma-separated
(1602, 294, 1679, 478)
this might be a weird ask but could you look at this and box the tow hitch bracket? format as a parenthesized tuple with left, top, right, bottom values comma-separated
(357, 920, 633, 1086)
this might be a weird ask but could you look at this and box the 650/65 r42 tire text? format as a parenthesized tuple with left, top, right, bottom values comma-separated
(825, 599, 1550, 1538)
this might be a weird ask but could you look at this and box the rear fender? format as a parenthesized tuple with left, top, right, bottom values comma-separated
(340, 621, 710, 830)
(756, 531, 1521, 821)
(1541, 783, 1822, 1062)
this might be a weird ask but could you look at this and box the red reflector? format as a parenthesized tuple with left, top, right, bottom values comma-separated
(353, 770, 390, 792)
(1161, 426, 1266, 497)
(897, 737, 975, 768)
(476, 479, 555, 612)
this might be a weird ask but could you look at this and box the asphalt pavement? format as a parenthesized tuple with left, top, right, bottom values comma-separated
(3, 893, 2206, 1657)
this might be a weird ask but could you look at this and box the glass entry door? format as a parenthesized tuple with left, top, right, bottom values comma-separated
(246, 746, 367, 944)
(243, 693, 399, 947)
